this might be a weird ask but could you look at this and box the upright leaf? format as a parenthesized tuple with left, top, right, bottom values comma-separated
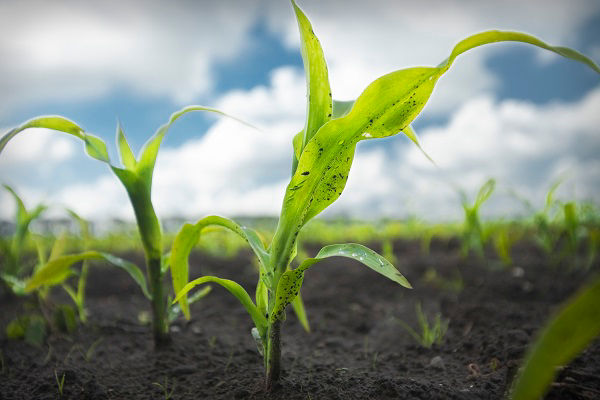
(116, 122, 136, 170)
(292, 0, 332, 151)
(271, 30, 600, 272)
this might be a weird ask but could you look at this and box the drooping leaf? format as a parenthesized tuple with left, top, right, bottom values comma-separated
(0, 116, 83, 154)
(292, 0, 332, 151)
(438, 30, 600, 74)
(271, 243, 411, 322)
(510, 275, 600, 400)
(169, 215, 270, 319)
(173, 275, 268, 337)
(25, 251, 149, 298)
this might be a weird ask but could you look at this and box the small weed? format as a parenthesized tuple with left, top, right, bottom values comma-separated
(396, 303, 449, 348)
(152, 377, 175, 400)
(54, 370, 65, 397)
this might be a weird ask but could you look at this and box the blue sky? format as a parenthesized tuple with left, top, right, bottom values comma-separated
(1, 0, 599, 222)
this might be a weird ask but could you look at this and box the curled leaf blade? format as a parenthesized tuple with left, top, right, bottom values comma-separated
(173, 275, 267, 336)
(170, 216, 270, 319)
(271, 243, 410, 322)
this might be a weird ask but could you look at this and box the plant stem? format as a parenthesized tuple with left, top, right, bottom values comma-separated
(265, 319, 282, 390)
(148, 256, 169, 346)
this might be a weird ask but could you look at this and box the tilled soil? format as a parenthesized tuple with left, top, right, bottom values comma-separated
(1, 238, 599, 399)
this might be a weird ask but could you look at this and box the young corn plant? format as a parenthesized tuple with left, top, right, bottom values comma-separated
(174, 0, 598, 389)
(0, 184, 46, 282)
(460, 178, 496, 258)
(0, 106, 234, 345)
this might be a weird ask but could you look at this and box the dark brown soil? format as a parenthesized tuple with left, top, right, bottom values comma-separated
(1, 238, 599, 399)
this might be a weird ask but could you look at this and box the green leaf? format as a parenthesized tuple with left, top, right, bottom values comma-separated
(48, 231, 69, 262)
(292, 0, 332, 151)
(270, 30, 599, 272)
(116, 122, 136, 170)
(271, 243, 411, 322)
(475, 178, 495, 208)
(173, 275, 268, 337)
(438, 30, 600, 74)
(169, 215, 270, 319)
(136, 105, 256, 190)
(0, 116, 83, 154)
(25, 251, 150, 298)
(83, 134, 110, 163)
(510, 275, 600, 400)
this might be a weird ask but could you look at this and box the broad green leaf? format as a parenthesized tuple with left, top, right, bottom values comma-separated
(271, 243, 411, 322)
(510, 275, 600, 400)
(116, 122, 136, 170)
(271, 29, 599, 273)
(170, 215, 270, 319)
(173, 275, 268, 337)
(292, 0, 332, 151)
(83, 134, 110, 163)
(0, 116, 83, 154)
(26, 251, 150, 298)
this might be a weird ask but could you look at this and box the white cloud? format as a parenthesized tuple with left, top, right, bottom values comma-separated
(2, 0, 597, 119)
(0, 0, 259, 115)
(0, 128, 75, 164)
(6, 68, 595, 224)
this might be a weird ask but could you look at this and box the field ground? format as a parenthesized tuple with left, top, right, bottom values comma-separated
(1, 237, 599, 399)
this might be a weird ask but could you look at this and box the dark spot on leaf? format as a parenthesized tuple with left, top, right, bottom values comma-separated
(301, 171, 310, 176)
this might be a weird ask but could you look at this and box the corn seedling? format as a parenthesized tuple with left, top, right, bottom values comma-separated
(396, 303, 449, 348)
(0, 106, 246, 345)
(460, 178, 496, 257)
(0, 184, 46, 283)
(60, 210, 91, 323)
(509, 274, 600, 400)
(173, 0, 598, 388)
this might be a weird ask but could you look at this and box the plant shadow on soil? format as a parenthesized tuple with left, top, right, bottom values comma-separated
(1, 238, 599, 399)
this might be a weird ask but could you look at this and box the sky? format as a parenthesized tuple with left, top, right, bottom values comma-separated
(0, 0, 599, 223)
